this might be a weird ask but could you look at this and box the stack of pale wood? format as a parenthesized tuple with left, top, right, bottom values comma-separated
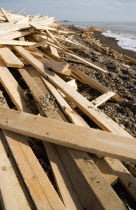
(0, 9, 136, 210)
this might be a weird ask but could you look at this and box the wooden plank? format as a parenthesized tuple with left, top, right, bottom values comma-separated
(19, 36, 25, 41)
(67, 79, 78, 91)
(0, 60, 30, 111)
(0, 30, 32, 40)
(48, 37, 60, 58)
(15, 16, 29, 24)
(0, 40, 35, 46)
(26, 66, 51, 94)
(0, 23, 30, 34)
(91, 91, 116, 108)
(0, 60, 28, 95)
(43, 59, 71, 76)
(57, 146, 124, 210)
(44, 142, 82, 210)
(29, 51, 43, 59)
(61, 56, 85, 64)
(0, 8, 11, 22)
(38, 48, 60, 61)
(46, 29, 60, 45)
(71, 72, 84, 83)
(2, 129, 53, 210)
(19, 67, 125, 209)
(19, 57, 30, 65)
(105, 157, 136, 201)
(0, 47, 24, 68)
(0, 130, 31, 210)
(65, 149, 123, 209)
(13, 46, 44, 70)
(92, 155, 118, 186)
(0, 15, 6, 21)
(0, 22, 29, 29)
(0, 64, 66, 210)
(124, 55, 136, 65)
(53, 35, 87, 50)
(30, 23, 75, 34)
(45, 30, 62, 58)
(28, 40, 47, 50)
(16, 8, 26, 15)
(0, 107, 135, 163)
(50, 46, 59, 57)
(71, 67, 122, 102)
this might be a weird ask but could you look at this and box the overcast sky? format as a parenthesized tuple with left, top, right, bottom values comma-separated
(1, 0, 136, 22)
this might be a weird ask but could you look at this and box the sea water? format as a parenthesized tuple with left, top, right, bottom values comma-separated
(61, 21, 136, 52)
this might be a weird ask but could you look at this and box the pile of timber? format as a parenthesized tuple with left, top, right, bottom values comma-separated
(0, 9, 136, 210)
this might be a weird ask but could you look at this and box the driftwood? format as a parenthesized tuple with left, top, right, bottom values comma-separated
(0, 107, 135, 163)
(0, 9, 136, 210)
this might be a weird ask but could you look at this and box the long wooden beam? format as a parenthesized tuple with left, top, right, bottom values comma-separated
(0, 129, 32, 210)
(0, 39, 35, 46)
(91, 91, 116, 108)
(0, 8, 11, 22)
(0, 107, 135, 163)
(16, 8, 26, 15)
(0, 30, 32, 40)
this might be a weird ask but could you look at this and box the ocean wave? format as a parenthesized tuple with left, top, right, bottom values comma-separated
(102, 30, 136, 52)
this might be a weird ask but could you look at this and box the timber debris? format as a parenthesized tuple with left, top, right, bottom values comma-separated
(0, 9, 136, 210)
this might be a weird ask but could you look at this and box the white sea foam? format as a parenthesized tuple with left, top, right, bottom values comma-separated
(102, 30, 136, 52)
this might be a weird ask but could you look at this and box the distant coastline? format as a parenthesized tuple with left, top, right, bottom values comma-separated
(93, 31, 136, 60)
(61, 21, 136, 59)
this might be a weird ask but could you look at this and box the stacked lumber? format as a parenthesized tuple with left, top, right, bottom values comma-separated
(0, 9, 136, 210)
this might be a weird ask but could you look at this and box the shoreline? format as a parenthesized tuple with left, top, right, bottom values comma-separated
(93, 31, 136, 59)
(63, 23, 136, 59)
